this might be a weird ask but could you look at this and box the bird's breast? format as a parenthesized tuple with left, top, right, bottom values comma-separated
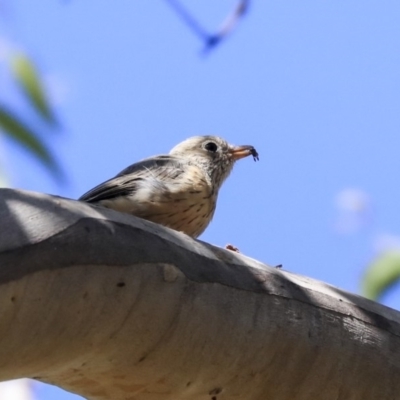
(138, 178, 216, 238)
(100, 165, 217, 238)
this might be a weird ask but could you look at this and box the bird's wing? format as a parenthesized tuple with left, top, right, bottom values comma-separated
(79, 155, 186, 203)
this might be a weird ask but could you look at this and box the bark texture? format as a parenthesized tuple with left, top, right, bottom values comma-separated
(0, 188, 399, 400)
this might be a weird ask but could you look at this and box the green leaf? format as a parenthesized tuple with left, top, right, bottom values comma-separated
(10, 53, 57, 125)
(361, 250, 400, 300)
(0, 104, 62, 178)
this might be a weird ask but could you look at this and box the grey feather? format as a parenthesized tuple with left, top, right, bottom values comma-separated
(79, 155, 186, 203)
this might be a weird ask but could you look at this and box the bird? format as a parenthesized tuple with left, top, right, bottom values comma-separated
(79, 135, 259, 238)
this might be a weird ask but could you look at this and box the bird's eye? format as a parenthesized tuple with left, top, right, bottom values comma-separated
(204, 142, 218, 152)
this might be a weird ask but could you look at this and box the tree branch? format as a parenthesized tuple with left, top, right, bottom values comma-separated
(0, 188, 399, 400)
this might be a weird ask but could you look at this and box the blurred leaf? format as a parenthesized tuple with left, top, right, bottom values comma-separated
(361, 251, 400, 300)
(10, 53, 57, 125)
(0, 169, 8, 188)
(0, 104, 62, 178)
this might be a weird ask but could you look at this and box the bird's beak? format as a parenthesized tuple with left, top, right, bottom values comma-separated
(229, 145, 259, 161)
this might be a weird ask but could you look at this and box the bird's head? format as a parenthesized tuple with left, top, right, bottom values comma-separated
(169, 135, 259, 190)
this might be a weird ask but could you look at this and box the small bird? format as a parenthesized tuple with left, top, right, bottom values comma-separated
(79, 136, 259, 238)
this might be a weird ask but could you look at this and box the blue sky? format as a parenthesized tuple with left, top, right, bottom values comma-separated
(1, 1, 400, 399)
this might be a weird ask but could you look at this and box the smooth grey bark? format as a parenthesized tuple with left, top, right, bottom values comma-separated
(0, 188, 399, 400)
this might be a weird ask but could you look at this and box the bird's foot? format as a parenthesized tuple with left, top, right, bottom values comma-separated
(225, 244, 240, 253)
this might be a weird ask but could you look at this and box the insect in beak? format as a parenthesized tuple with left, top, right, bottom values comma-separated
(229, 145, 259, 161)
